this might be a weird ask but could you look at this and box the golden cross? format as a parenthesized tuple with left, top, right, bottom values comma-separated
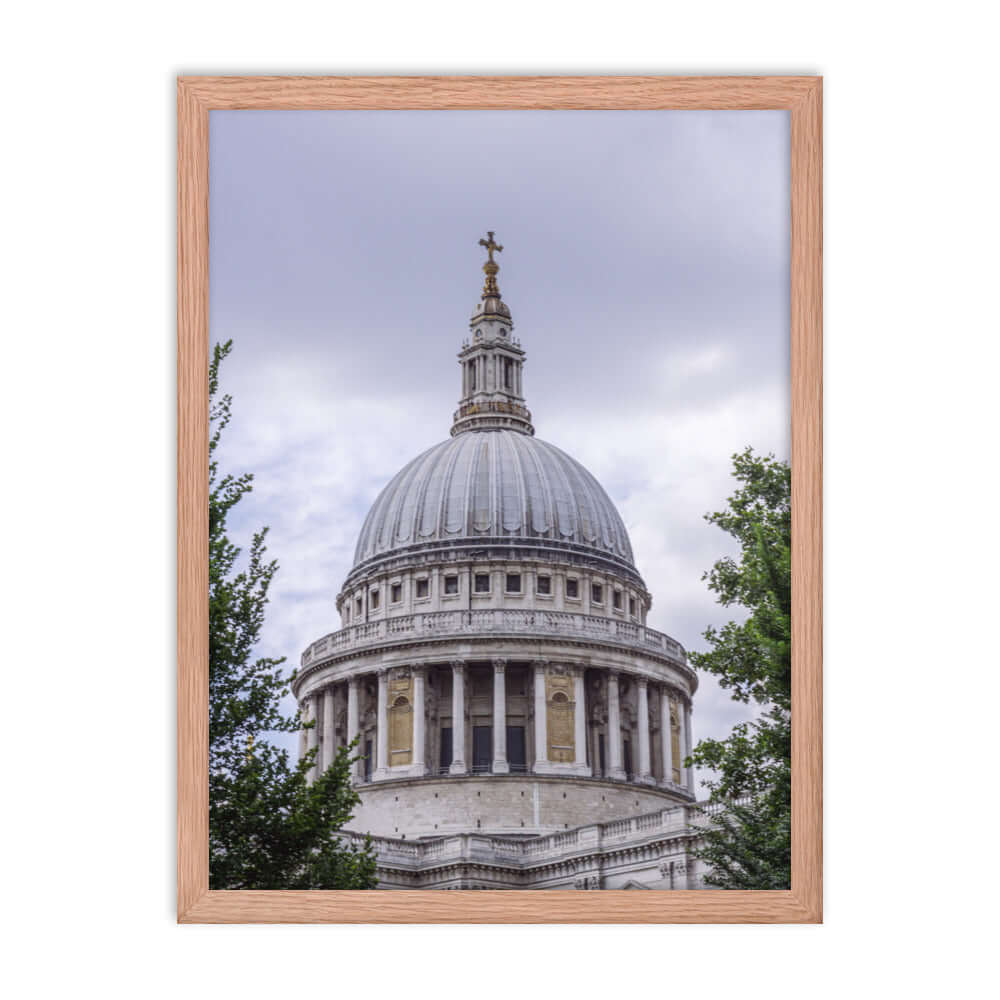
(478, 231, 503, 263)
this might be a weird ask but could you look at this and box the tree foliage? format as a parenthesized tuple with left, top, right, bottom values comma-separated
(209, 340, 377, 890)
(689, 448, 791, 890)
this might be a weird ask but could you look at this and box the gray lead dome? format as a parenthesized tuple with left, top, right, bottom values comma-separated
(352, 429, 635, 573)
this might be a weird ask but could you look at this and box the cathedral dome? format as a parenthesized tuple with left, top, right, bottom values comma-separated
(297, 234, 696, 866)
(351, 430, 636, 575)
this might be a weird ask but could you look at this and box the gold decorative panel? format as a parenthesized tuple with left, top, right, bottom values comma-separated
(389, 675, 413, 765)
(546, 673, 574, 763)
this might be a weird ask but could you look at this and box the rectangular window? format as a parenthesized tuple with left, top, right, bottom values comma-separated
(623, 738, 633, 780)
(444, 575, 459, 595)
(566, 578, 579, 599)
(355, 597, 363, 616)
(629, 596, 637, 617)
(506, 573, 522, 593)
(612, 589, 622, 610)
(507, 726, 527, 773)
(370, 589, 380, 610)
(474, 573, 491, 593)
(473, 726, 492, 773)
(591, 583, 603, 604)
(390, 583, 402, 604)
(536, 575, 551, 595)
(364, 738, 373, 781)
(416, 578, 429, 599)
(439, 727, 453, 774)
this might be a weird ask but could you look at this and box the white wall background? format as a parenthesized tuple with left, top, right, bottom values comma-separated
(2, 2, 997, 997)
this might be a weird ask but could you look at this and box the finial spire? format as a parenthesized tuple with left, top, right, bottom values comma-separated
(452, 232, 533, 436)
(478, 231, 503, 298)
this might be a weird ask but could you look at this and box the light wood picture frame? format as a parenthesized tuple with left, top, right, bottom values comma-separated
(178, 75, 822, 924)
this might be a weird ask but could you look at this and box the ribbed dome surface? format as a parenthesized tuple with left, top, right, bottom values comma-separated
(352, 430, 634, 570)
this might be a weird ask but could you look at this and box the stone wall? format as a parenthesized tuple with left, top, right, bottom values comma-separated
(349, 774, 687, 839)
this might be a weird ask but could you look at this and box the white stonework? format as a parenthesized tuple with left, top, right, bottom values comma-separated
(292, 236, 703, 889)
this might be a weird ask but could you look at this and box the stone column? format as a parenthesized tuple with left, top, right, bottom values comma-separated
(374, 669, 389, 780)
(346, 677, 360, 783)
(637, 677, 653, 783)
(322, 686, 335, 773)
(573, 667, 589, 773)
(305, 695, 319, 783)
(492, 658, 509, 773)
(684, 702, 695, 794)
(606, 671, 625, 780)
(533, 660, 547, 770)
(449, 661, 467, 774)
(676, 699, 689, 790)
(412, 666, 427, 775)
(660, 688, 674, 786)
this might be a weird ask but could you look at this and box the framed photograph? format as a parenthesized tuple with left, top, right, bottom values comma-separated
(178, 76, 821, 923)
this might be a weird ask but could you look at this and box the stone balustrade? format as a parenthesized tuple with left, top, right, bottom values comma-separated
(302, 608, 687, 668)
(337, 800, 701, 870)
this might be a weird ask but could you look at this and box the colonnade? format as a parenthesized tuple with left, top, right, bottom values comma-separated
(300, 660, 694, 793)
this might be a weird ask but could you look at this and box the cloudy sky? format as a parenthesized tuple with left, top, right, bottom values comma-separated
(210, 110, 790, 792)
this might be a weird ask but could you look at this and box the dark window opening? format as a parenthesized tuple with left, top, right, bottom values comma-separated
(598, 733, 606, 778)
(507, 726, 527, 773)
(506, 573, 522, 593)
(537, 575, 551, 595)
(444, 575, 459, 595)
(370, 589, 380, 610)
(355, 597, 363, 616)
(474, 573, 490, 593)
(391, 583, 402, 603)
(364, 738, 373, 782)
(612, 590, 622, 610)
(623, 738, 633, 781)
(472, 726, 492, 773)
(591, 583, 603, 604)
(629, 597, 637, 617)
(439, 727, 453, 774)
(566, 578, 579, 598)
(416, 579, 429, 598)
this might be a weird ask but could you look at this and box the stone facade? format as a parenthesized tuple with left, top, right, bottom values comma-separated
(291, 236, 704, 889)
(341, 800, 717, 890)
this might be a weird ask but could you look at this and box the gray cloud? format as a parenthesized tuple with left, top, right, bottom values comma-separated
(210, 110, 789, 789)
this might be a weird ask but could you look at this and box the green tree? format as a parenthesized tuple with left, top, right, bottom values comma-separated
(209, 340, 377, 889)
(689, 448, 791, 890)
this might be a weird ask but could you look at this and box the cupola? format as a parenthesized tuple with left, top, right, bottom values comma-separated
(452, 232, 534, 436)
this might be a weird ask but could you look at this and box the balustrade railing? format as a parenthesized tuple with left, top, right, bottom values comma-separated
(304, 609, 685, 666)
(350, 803, 699, 868)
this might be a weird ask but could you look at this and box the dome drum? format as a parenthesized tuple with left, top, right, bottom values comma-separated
(294, 656, 695, 839)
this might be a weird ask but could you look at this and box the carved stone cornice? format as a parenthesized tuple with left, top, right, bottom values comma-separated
(295, 632, 695, 696)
